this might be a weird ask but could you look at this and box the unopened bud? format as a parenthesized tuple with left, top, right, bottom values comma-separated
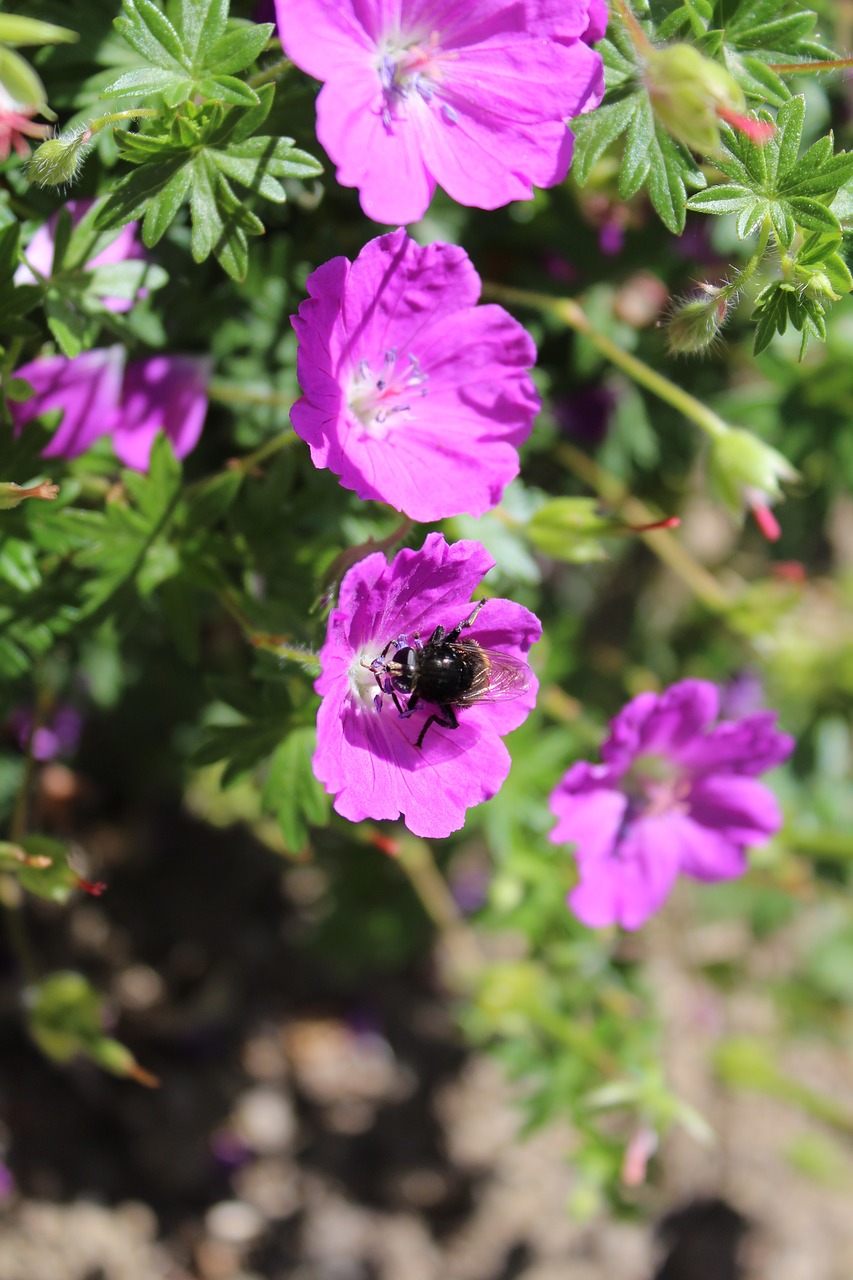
(27, 126, 93, 188)
(0, 480, 59, 510)
(667, 285, 729, 355)
(645, 43, 774, 154)
(709, 428, 798, 536)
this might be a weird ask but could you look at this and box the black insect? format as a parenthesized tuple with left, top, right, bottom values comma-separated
(367, 600, 531, 749)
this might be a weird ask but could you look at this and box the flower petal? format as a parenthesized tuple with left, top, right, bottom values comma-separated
(602, 680, 719, 769)
(667, 813, 748, 882)
(11, 347, 125, 459)
(568, 814, 682, 930)
(112, 355, 211, 471)
(687, 774, 784, 845)
(678, 711, 794, 776)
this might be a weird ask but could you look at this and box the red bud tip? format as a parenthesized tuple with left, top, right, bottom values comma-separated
(369, 832, 401, 857)
(716, 106, 775, 144)
(621, 1126, 658, 1188)
(76, 877, 107, 896)
(128, 1062, 160, 1088)
(772, 560, 806, 583)
(629, 515, 681, 533)
(750, 502, 782, 541)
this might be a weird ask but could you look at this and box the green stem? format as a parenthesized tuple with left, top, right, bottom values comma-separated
(483, 282, 731, 441)
(723, 217, 772, 295)
(557, 441, 733, 612)
(786, 829, 853, 861)
(248, 55, 292, 89)
(1, 690, 44, 986)
(217, 589, 320, 670)
(769, 57, 853, 74)
(230, 429, 298, 474)
(209, 379, 296, 411)
(610, 0, 654, 56)
(394, 838, 484, 981)
(85, 108, 158, 137)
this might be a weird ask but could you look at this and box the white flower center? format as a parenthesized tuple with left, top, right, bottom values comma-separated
(375, 31, 459, 127)
(346, 348, 428, 440)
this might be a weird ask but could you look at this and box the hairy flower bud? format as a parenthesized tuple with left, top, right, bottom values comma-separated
(667, 285, 729, 355)
(644, 43, 773, 154)
(26, 126, 92, 187)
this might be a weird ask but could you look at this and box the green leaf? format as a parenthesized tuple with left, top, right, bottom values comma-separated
(0, 15, 78, 45)
(195, 74, 259, 106)
(185, 469, 244, 534)
(176, 0, 228, 62)
(262, 727, 330, 852)
(115, 0, 188, 71)
(101, 65, 191, 100)
(141, 161, 193, 245)
(0, 537, 41, 592)
(205, 23, 273, 75)
(95, 155, 189, 232)
(572, 87, 704, 234)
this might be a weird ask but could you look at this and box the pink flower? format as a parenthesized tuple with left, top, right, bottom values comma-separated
(112, 355, 212, 470)
(291, 229, 539, 521)
(15, 200, 148, 313)
(275, 0, 604, 224)
(11, 348, 211, 471)
(315, 532, 540, 838)
(11, 348, 126, 459)
(550, 680, 794, 930)
(0, 102, 50, 161)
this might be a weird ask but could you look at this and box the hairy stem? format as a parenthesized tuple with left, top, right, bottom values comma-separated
(483, 282, 731, 441)
(557, 442, 733, 612)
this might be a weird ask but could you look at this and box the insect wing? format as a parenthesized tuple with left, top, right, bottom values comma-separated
(456, 645, 531, 705)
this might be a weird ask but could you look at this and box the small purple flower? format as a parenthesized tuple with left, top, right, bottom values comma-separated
(314, 532, 540, 838)
(549, 680, 794, 930)
(7, 703, 83, 762)
(15, 199, 147, 312)
(275, 0, 604, 224)
(11, 348, 211, 471)
(291, 229, 539, 521)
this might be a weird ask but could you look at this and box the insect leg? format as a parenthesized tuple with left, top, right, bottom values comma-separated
(446, 599, 486, 644)
(398, 691, 419, 719)
(416, 703, 458, 749)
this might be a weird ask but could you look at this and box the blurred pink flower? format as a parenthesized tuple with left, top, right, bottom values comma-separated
(16, 199, 148, 312)
(550, 680, 793, 930)
(11, 347, 212, 471)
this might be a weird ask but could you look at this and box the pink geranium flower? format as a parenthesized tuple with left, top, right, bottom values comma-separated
(275, 0, 604, 224)
(11, 347, 211, 471)
(315, 532, 541, 838)
(16, 200, 147, 313)
(291, 228, 539, 521)
(0, 99, 50, 161)
(550, 680, 794, 930)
